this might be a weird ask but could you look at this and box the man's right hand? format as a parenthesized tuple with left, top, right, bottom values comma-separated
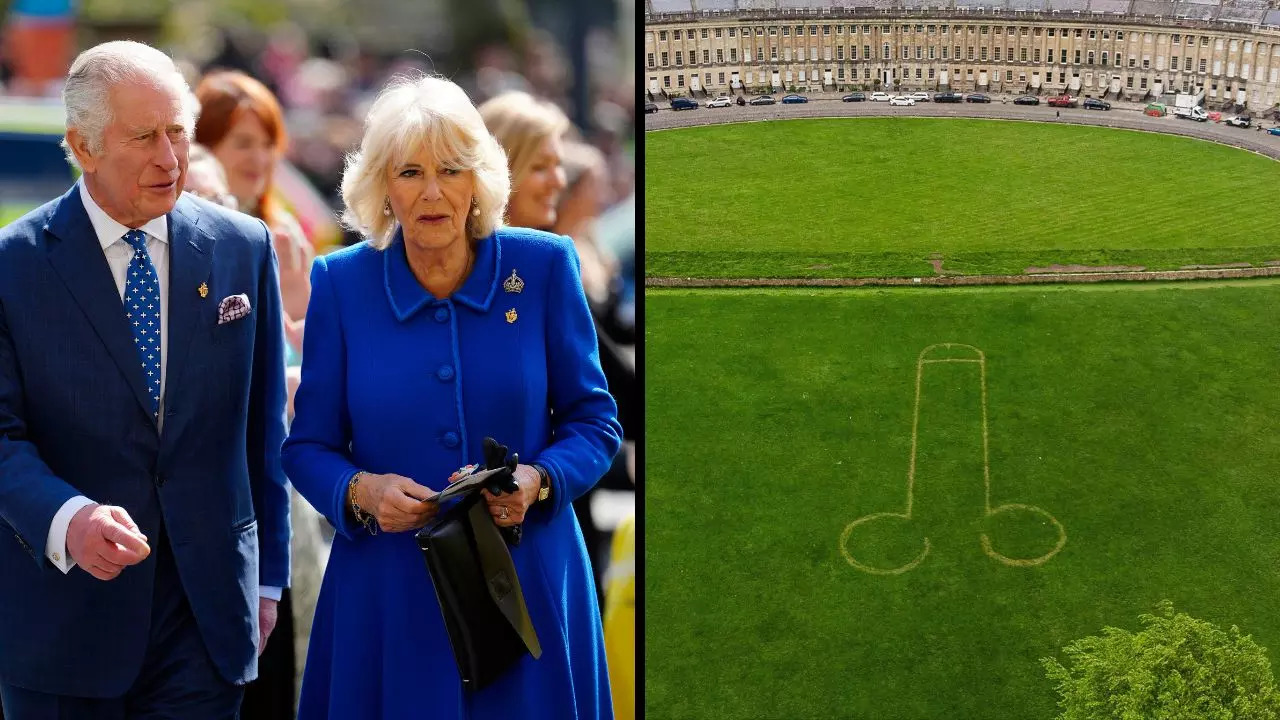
(355, 473, 440, 533)
(66, 504, 151, 580)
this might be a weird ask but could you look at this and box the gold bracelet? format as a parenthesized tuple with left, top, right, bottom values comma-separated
(348, 471, 378, 535)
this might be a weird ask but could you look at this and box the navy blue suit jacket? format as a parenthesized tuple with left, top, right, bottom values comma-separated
(0, 186, 291, 697)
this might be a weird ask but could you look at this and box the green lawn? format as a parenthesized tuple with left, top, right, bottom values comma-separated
(645, 281, 1280, 719)
(645, 119, 1280, 278)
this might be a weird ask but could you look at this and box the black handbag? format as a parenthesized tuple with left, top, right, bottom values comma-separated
(415, 438, 542, 690)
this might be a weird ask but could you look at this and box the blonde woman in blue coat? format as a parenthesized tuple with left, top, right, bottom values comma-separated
(280, 74, 622, 719)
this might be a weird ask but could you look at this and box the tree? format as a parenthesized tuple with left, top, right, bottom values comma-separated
(1042, 601, 1280, 720)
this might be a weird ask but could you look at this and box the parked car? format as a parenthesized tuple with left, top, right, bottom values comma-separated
(1172, 105, 1208, 121)
(1013, 95, 1040, 106)
(933, 92, 964, 103)
(670, 97, 699, 111)
(888, 96, 916, 106)
(1225, 114, 1252, 128)
(842, 92, 866, 102)
(1268, 126, 1280, 136)
(706, 96, 733, 108)
(870, 92, 891, 102)
(1082, 98, 1112, 111)
(749, 95, 776, 105)
(781, 94, 809, 104)
(909, 92, 930, 102)
(644, 101, 658, 114)
(965, 93, 992, 103)
(1046, 94, 1078, 108)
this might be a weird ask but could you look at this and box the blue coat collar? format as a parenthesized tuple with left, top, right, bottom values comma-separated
(383, 227, 501, 321)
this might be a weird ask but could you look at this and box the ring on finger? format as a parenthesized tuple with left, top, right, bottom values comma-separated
(499, 506, 509, 520)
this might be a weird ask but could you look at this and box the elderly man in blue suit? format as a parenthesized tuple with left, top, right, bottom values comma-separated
(0, 40, 290, 718)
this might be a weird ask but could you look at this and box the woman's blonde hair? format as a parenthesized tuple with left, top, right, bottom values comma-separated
(478, 91, 572, 191)
(340, 75, 510, 249)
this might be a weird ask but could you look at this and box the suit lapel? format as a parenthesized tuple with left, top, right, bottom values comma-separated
(44, 185, 156, 423)
(164, 197, 214, 416)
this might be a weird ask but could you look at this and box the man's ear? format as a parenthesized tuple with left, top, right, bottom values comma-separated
(65, 128, 98, 174)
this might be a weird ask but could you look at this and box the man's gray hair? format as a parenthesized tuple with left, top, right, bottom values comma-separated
(60, 41, 200, 169)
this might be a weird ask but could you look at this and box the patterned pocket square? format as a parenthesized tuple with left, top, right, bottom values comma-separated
(217, 294, 252, 325)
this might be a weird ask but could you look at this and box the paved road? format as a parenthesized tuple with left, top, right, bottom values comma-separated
(644, 96, 1280, 161)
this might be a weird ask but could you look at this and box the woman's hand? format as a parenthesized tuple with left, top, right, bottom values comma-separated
(481, 464, 540, 527)
(272, 222, 314, 322)
(354, 473, 439, 532)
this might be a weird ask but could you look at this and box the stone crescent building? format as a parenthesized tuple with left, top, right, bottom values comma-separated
(644, 0, 1280, 110)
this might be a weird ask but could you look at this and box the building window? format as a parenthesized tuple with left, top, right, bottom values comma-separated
(1116, 54, 1122, 67)
(1075, 50, 1081, 64)
(981, 25, 989, 34)
(1170, 56, 1177, 70)
(980, 47, 987, 61)
(756, 48, 763, 61)
(1089, 30, 1096, 39)
(823, 25, 831, 35)
(883, 43, 891, 59)
(701, 29, 708, 39)
(837, 25, 844, 35)
(661, 52, 669, 66)
(956, 45, 962, 58)
(1087, 51, 1094, 64)
(647, 53, 655, 68)
(942, 46, 949, 60)
(701, 49, 709, 64)
(864, 67, 871, 79)
(1059, 72, 1066, 83)
(929, 68, 935, 79)
(755, 27, 763, 36)
(677, 75, 684, 87)
(716, 28, 723, 38)
(941, 25, 949, 33)
(929, 46, 936, 59)
(1048, 28, 1055, 37)
(864, 45, 871, 59)
(1129, 57, 1136, 68)
(729, 28, 736, 38)
(1171, 34, 1179, 44)
(1101, 51, 1109, 65)
(1075, 29, 1082, 38)
(659, 31, 667, 41)
(663, 75, 671, 87)
(916, 68, 922, 79)
(719, 72, 725, 83)
(1126, 75, 1133, 88)
(1199, 58, 1207, 73)
(675, 52, 683, 66)
(1116, 31, 1124, 40)
(902, 46, 910, 59)
(782, 26, 789, 36)
(916, 46, 923, 60)
(717, 49, 724, 63)
(1006, 69, 1013, 81)
(1102, 31, 1109, 39)
(1142, 58, 1149, 69)
(1033, 49, 1041, 62)
(838, 67, 846, 79)
(1140, 77, 1147, 89)
(674, 30, 681, 40)
(730, 48, 737, 62)
(810, 25, 818, 36)
(1021, 48, 1027, 62)
(768, 26, 777, 36)
(837, 46, 845, 60)
(1061, 49, 1067, 64)
(771, 47, 777, 60)
(1021, 27, 1028, 36)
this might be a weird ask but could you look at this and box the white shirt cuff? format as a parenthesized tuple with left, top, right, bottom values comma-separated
(47, 496, 96, 573)
(260, 585, 283, 601)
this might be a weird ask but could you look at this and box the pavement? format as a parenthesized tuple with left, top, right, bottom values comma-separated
(644, 93, 1280, 161)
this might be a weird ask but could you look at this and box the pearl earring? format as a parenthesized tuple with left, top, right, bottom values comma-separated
(383, 198, 392, 217)
(472, 205, 481, 217)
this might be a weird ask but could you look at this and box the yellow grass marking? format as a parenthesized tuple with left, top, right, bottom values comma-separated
(840, 343, 1067, 574)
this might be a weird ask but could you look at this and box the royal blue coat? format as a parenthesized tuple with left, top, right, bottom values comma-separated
(282, 226, 622, 719)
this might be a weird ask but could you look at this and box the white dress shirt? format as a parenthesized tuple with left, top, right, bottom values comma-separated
(46, 181, 280, 601)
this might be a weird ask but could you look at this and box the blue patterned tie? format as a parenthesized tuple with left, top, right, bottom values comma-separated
(122, 230, 162, 419)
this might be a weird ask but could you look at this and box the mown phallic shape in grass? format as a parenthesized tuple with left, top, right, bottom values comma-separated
(840, 343, 1067, 574)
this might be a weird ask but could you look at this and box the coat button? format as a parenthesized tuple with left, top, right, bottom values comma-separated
(442, 432, 460, 448)
(434, 307, 450, 323)
(437, 365, 454, 381)
(154, 474, 165, 487)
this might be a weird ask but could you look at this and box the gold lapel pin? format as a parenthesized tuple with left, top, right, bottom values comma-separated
(505, 308, 518, 324)
(198, 282, 209, 298)
(503, 269, 524, 294)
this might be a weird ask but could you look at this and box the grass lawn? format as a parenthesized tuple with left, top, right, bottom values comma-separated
(645, 280, 1280, 718)
(644, 118, 1280, 278)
